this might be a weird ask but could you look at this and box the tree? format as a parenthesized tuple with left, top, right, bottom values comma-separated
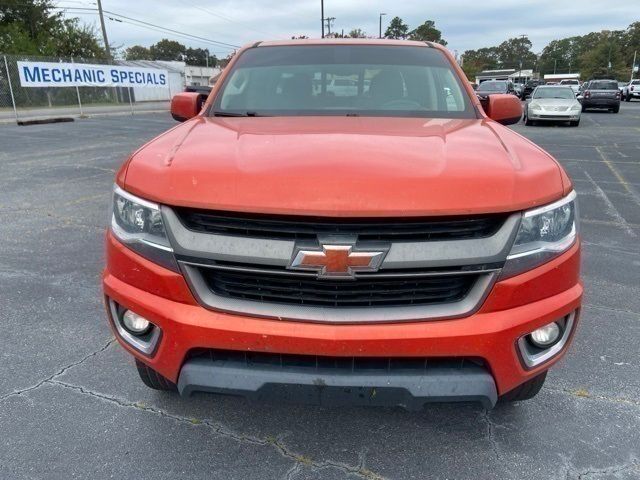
(218, 51, 236, 68)
(384, 16, 409, 40)
(149, 39, 186, 61)
(409, 20, 446, 45)
(494, 36, 537, 70)
(0, 0, 105, 57)
(125, 45, 151, 60)
(349, 28, 366, 38)
(184, 47, 217, 67)
(579, 35, 627, 80)
(461, 47, 499, 79)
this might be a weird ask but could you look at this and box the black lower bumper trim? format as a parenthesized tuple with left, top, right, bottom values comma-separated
(177, 357, 498, 409)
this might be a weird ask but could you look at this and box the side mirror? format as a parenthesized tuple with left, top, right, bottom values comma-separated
(171, 92, 207, 122)
(482, 94, 522, 125)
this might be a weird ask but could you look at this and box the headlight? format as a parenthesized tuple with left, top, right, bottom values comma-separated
(111, 185, 178, 271)
(502, 191, 578, 278)
(570, 103, 581, 111)
(529, 102, 542, 110)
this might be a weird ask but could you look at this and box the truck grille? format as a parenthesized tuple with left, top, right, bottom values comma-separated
(174, 208, 507, 242)
(198, 266, 477, 308)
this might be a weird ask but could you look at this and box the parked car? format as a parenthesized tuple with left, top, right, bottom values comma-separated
(624, 79, 640, 101)
(559, 79, 581, 96)
(106, 39, 581, 409)
(524, 86, 582, 126)
(581, 79, 621, 112)
(522, 79, 545, 99)
(476, 80, 517, 97)
(513, 83, 524, 97)
(618, 81, 627, 95)
(326, 77, 359, 96)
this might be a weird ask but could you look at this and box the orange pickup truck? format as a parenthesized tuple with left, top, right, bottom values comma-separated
(104, 39, 581, 409)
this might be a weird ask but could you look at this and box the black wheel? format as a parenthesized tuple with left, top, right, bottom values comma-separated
(500, 371, 547, 402)
(570, 119, 580, 127)
(625, 94, 631, 102)
(135, 359, 177, 391)
(581, 104, 587, 112)
(612, 105, 620, 113)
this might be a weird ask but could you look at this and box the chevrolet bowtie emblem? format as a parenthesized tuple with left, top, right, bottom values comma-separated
(289, 243, 388, 279)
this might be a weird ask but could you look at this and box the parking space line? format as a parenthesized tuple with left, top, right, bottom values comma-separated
(595, 146, 640, 206)
(582, 171, 637, 238)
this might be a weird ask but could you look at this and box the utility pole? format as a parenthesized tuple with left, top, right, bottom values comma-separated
(379, 13, 387, 39)
(205, 48, 209, 69)
(518, 34, 527, 83)
(96, 0, 111, 60)
(554, 58, 557, 74)
(632, 50, 637, 81)
(325, 17, 335, 36)
(321, 0, 324, 38)
(607, 31, 613, 73)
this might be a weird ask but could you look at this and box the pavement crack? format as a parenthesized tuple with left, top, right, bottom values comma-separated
(284, 463, 302, 480)
(0, 338, 115, 403)
(544, 386, 640, 407)
(482, 409, 500, 461)
(583, 303, 640, 318)
(46, 379, 387, 480)
(573, 459, 639, 479)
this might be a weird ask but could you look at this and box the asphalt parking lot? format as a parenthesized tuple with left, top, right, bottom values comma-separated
(1, 103, 639, 480)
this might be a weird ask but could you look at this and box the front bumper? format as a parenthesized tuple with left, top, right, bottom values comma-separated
(103, 232, 582, 406)
(528, 111, 580, 121)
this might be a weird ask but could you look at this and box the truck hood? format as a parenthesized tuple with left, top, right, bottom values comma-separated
(123, 116, 567, 216)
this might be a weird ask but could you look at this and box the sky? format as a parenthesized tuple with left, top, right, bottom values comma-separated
(60, 0, 635, 57)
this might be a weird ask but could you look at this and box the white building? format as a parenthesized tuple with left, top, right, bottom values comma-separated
(475, 69, 535, 85)
(543, 73, 581, 83)
(185, 66, 222, 87)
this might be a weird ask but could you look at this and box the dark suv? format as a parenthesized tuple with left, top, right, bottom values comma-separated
(581, 80, 621, 113)
(476, 80, 517, 97)
(522, 79, 545, 99)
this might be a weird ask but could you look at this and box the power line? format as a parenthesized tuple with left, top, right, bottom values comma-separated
(53, 6, 240, 49)
(105, 14, 233, 52)
(180, 0, 283, 39)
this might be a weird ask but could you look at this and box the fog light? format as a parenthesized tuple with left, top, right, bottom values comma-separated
(529, 322, 561, 348)
(122, 310, 151, 335)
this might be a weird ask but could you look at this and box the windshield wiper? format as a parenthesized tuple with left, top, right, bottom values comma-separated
(212, 111, 265, 117)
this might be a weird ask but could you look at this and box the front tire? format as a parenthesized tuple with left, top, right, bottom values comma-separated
(136, 359, 177, 391)
(500, 371, 547, 402)
(570, 119, 580, 127)
(612, 105, 620, 113)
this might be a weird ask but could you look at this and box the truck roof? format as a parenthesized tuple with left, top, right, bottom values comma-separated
(247, 38, 443, 50)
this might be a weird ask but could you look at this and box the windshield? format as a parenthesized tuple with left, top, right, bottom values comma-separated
(588, 80, 618, 90)
(477, 81, 506, 92)
(212, 45, 475, 118)
(533, 87, 576, 99)
(560, 80, 579, 85)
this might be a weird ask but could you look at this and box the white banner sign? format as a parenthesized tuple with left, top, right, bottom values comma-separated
(17, 61, 169, 88)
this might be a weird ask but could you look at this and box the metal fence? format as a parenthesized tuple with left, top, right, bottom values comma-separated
(0, 54, 182, 123)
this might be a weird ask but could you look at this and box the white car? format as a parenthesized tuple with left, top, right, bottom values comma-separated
(524, 86, 582, 126)
(326, 78, 358, 96)
(624, 79, 640, 101)
(559, 79, 580, 96)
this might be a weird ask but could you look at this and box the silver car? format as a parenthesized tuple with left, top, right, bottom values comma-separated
(524, 86, 582, 127)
